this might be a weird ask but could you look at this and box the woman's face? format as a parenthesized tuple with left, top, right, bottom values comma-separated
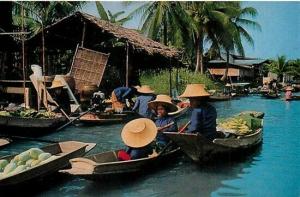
(156, 105, 167, 117)
(189, 98, 201, 108)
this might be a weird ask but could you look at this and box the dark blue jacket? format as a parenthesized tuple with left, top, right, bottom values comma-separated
(155, 116, 178, 145)
(132, 95, 155, 118)
(126, 145, 153, 160)
(187, 103, 217, 140)
(113, 87, 133, 102)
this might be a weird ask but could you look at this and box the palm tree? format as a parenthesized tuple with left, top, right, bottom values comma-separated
(13, 2, 85, 35)
(95, 2, 130, 26)
(217, 4, 261, 81)
(127, 2, 187, 47)
(266, 55, 289, 82)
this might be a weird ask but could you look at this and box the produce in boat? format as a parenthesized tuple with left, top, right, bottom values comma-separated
(0, 109, 57, 119)
(0, 160, 8, 171)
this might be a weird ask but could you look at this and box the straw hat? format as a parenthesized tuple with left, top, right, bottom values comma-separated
(148, 94, 178, 113)
(137, 85, 155, 94)
(49, 79, 65, 89)
(179, 84, 210, 98)
(225, 83, 231, 87)
(121, 118, 157, 148)
(285, 86, 293, 91)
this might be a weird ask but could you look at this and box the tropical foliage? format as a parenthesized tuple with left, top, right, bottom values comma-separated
(96, 2, 130, 26)
(127, 2, 260, 76)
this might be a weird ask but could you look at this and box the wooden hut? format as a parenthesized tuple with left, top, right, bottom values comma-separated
(26, 12, 181, 93)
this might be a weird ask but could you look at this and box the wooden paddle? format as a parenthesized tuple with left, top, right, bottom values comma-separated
(55, 106, 96, 132)
(157, 122, 175, 132)
(178, 121, 191, 133)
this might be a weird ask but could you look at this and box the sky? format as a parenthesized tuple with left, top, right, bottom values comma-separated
(83, 1, 300, 60)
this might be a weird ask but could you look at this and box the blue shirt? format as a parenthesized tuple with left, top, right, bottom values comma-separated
(132, 95, 155, 118)
(126, 145, 153, 160)
(187, 103, 217, 139)
(155, 116, 178, 145)
(113, 87, 133, 102)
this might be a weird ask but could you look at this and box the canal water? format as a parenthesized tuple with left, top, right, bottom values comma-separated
(1, 95, 299, 197)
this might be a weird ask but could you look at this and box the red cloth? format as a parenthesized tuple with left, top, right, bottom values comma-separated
(118, 150, 131, 161)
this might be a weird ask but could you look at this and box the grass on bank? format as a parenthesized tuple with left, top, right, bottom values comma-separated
(139, 68, 220, 95)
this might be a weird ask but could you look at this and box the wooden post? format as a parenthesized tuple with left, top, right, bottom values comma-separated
(169, 61, 172, 97)
(126, 41, 129, 87)
(21, 5, 27, 108)
(41, 23, 48, 109)
(81, 22, 86, 47)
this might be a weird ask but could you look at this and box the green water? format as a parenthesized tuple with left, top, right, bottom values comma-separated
(1, 95, 299, 197)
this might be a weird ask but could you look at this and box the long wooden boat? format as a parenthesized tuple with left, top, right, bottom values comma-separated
(0, 138, 11, 148)
(164, 128, 262, 163)
(261, 93, 280, 99)
(286, 95, 300, 101)
(0, 141, 96, 186)
(79, 111, 140, 125)
(60, 148, 180, 180)
(209, 95, 231, 101)
(0, 116, 67, 136)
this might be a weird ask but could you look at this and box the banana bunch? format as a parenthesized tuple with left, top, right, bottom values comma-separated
(218, 118, 251, 135)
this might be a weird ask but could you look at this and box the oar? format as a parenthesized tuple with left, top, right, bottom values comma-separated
(157, 122, 175, 132)
(55, 107, 96, 132)
(178, 121, 191, 133)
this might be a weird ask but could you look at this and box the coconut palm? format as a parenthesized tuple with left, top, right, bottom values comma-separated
(218, 4, 261, 81)
(95, 2, 130, 26)
(127, 2, 187, 47)
(266, 55, 289, 82)
(13, 2, 85, 35)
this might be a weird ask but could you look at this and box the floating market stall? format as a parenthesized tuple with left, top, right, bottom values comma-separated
(165, 111, 264, 163)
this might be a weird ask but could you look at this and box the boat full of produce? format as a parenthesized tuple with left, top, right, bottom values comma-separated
(0, 108, 67, 136)
(0, 141, 96, 186)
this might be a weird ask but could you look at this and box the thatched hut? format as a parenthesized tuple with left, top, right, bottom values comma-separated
(26, 12, 181, 92)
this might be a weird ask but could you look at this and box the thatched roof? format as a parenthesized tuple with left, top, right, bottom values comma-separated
(28, 12, 180, 59)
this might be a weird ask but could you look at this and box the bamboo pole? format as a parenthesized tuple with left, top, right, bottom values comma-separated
(41, 23, 48, 110)
(126, 41, 129, 87)
(21, 5, 26, 108)
(81, 22, 86, 47)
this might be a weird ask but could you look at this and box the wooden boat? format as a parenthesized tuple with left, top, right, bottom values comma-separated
(60, 148, 180, 180)
(0, 138, 11, 148)
(164, 128, 263, 163)
(261, 93, 280, 99)
(209, 95, 231, 101)
(0, 116, 67, 136)
(0, 141, 96, 186)
(79, 111, 140, 125)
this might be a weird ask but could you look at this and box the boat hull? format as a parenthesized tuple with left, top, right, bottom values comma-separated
(61, 148, 180, 180)
(0, 141, 96, 187)
(164, 128, 262, 163)
(0, 116, 66, 136)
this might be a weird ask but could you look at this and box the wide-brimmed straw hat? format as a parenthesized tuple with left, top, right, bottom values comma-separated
(121, 118, 157, 148)
(48, 80, 65, 89)
(179, 84, 210, 98)
(137, 85, 155, 94)
(148, 94, 178, 113)
(225, 83, 231, 87)
(285, 86, 293, 91)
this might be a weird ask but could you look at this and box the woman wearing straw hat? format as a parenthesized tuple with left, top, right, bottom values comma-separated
(119, 118, 157, 160)
(180, 84, 217, 141)
(285, 86, 293, 101)
(132, 85, 156, 118)
(148, 95, 178, 149)
(111, 86, 138, 113)
(48, 79, 71, 115)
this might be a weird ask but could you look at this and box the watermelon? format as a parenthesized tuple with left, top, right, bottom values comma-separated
(3, 162, 17, 174)
(29, 148, 44, 160)
(0, 160, 8, 172)
(38, 153, 51, 161)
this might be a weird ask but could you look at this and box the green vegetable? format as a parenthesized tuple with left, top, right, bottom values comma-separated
(0, 160, 9, 172)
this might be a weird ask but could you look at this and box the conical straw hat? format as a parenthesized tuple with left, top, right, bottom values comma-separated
(225, 83, 231, 87)
(137, 85, 155, 94)
(285, 86, 293, 91)
(148, 94, 178, 113)
(179, 84, 210, 98)
(49, 79, 65, 89)
(121, 118, 157, 148)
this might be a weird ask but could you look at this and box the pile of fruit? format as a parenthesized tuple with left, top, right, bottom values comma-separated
(0, 109, 56, 119)
(217, 111, 263, 135)
(0, 148, 60, 179)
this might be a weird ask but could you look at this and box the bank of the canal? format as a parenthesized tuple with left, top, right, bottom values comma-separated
(1, 95, 299, 197)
